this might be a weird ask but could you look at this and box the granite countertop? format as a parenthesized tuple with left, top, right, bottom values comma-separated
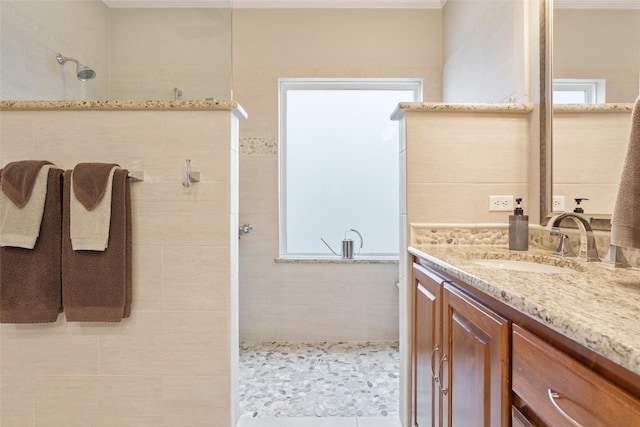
(0, 100, 248, 118)
(390, 102, 533, 120)
(553, 103, 634, 113)
(409, 245, 640, 376)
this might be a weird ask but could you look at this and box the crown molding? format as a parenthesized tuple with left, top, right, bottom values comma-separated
(103, 0, 443, 8)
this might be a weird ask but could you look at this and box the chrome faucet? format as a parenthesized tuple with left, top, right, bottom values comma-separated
(547, 212, 600, 262)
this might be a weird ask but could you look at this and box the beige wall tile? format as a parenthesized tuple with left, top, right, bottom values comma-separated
(35, 375, 163, 426)
(31, 111, 163, 177)
(0, 112, 35, 164)
(0, 375, 34, 425)
(1, 328, 99, 376)
(132, 245, 163, 311)
(161, 376, 230, 427)
(160, 111, 231, 182)
(99, 311, 229, 376)
(553, 112, 631, 185)
(162, 246, 229, 312)
(132, 182, 229, 246)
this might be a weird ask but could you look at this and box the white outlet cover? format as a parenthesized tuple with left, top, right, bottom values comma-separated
(488, 195, 514, 212)
(553, 196, 566, 212)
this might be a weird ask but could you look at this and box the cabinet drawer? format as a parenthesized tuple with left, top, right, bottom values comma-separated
(512, 325, 640, 427)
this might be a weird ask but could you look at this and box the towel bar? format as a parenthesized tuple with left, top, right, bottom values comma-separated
(58, 170, 144, 182)
(127, 171, 144, 182)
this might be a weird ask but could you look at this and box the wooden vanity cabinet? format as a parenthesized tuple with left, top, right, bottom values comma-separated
(413, 263, 510, 427)
(512, 325, 640, 427)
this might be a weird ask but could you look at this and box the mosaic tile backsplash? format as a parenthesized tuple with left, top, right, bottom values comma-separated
(410, 223, 640, 267)
(240, 137, 278, 156)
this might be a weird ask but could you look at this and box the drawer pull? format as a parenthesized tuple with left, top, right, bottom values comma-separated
(438, 354, 449, 395)
(430, 344, 440, 383)
(547, 389, 584, 427)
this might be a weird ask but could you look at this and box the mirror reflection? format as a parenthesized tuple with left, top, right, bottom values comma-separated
(0, 0, 232, 101)
(552, 1, 640, 216)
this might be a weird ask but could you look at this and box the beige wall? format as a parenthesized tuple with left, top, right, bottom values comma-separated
(406, 111, 531, 223)
(233, 8, 442, 342)
(0, 108, 240, 426)
(442, 0, 529, 103)
(553, 110, 633, 214)
(109, 8, 233, 101)
(0, 0, 110, 100)
(554, 9, 640, 103)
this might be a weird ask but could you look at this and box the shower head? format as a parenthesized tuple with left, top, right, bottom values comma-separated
(56, 53, 96, 81)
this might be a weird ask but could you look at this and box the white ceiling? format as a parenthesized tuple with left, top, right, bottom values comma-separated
(102, 0, 640, 8)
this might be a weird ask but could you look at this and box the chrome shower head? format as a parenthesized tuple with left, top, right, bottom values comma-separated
(56, 53, 96, 81)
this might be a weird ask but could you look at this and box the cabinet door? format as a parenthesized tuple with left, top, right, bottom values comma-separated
(442, 283, 510, 427)
(413, 264, 444, 427)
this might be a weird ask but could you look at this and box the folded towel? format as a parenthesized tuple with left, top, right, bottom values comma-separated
(611, 97, 640, 249)
(70, 163, 119, 251)
(62, 169, 132, 322)
(1, 161, 55, 249)
(0, 167, 63, 323)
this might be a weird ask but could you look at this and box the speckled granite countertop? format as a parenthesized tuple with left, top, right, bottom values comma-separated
(553, 103, 634, 113)
(0, 100, 248, 118)
(390, 102, 533, 120)
(409, 245, 640, 376)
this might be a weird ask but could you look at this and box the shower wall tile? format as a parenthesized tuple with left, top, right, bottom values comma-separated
(132, 182, 229, 246)
(162, 246, 230, 312)
(0, 108, 239, 426)
(132, 245, 163, 311)
(99, 311, 229, 377)
(161, 376, 230, 427)
(30, 111, 164, 176)
(35, 375, 164, 426)
(160, 111, 231, 182)
(0, 375, 34, 427)
(0, 112, 35, 164)
(0, 329, 100, 376)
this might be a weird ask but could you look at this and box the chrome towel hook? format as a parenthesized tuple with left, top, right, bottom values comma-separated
(182, 159, 200, 188)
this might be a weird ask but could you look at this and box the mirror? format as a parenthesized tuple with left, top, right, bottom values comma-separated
(549, 0, 640, 219)
(0, 0, 232, 101)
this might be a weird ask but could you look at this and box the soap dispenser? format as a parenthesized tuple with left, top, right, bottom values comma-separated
(509, 197, 529, 251)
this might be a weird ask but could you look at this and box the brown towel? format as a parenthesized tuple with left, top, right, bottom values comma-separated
(1, 160, 52, 207)
(62, 169, 132, 322)
(70, 163, 119, 251)
(611, 97, 640, 249)
(0, 167, 63, 323)
(1, 163, 55, 249)
(72, 163, 120, 210)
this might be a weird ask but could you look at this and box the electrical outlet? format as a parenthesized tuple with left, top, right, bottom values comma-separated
(488, 195, 514, 212)
(553, 196, 566, 212)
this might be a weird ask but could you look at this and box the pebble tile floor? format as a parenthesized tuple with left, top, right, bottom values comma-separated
(239, 342, 400, 419)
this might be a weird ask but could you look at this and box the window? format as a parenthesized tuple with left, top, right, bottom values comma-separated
(279, 78, 421, 258)
(553, 79, 606, 104)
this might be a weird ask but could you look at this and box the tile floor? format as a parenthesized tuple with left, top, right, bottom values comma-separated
(236, 416, 402, 427)
(238, 342, 400, 420)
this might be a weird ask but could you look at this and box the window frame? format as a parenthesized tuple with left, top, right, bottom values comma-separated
(278, 77, 422, 259)
(552, 78, 606, 104)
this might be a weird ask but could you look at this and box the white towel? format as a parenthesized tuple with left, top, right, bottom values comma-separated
(0, 165, 54, 249)
(611, 97, 640, 249)
(70, 166, 117, 251)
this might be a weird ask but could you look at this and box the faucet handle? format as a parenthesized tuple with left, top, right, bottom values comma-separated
(550, 229, 575, 257)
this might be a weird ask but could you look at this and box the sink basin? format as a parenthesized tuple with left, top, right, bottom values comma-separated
(471, 259, 574, 274)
